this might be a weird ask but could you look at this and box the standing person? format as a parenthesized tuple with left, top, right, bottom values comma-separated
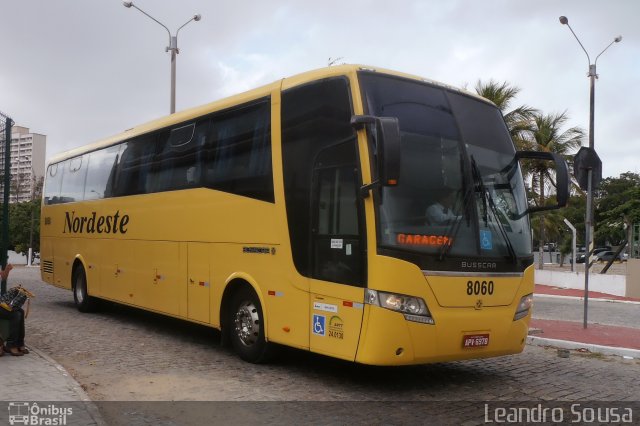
(0, 264, 28, 356)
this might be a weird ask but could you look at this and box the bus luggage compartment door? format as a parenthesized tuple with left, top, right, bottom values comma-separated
(187, 243, 211, 324)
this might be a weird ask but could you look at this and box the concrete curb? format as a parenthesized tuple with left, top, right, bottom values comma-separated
(534, 293, 640, 305)
(527, 335, 640, 359)
(27, 346, 91, 401)
(28, 346, 107, 426)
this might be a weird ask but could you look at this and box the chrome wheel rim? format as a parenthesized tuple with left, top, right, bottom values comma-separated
(234, 300, 260, 347)
(75, 275, 84, 304)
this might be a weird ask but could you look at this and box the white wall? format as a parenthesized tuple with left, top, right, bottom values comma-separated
(535, 269, 626, 297)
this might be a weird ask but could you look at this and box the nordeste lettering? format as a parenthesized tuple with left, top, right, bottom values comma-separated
(64, 210, 130, 234)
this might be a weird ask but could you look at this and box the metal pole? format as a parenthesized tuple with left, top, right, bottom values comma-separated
(27, 206, 34, 267)
(1, 117, 12, 294)
(170, 37, 177, 114)
(564, 218, 576, 272)
(27, 167, 35, 266)
(583, 67, 596, 329)
(560, 16, 621, 328)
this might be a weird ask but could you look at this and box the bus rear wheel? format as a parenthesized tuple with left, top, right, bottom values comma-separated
(229, 286, 273, 363)
(73, 265, 98, 313)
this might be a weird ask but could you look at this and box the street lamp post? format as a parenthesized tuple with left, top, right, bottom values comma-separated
(559, 16, 621, 329)
(27, 167, 37, 267)
(123, 2, 201, 114)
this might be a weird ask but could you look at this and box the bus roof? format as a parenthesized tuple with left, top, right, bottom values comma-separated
(47, 64, 492, 165)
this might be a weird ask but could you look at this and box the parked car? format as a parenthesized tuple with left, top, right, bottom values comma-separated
(595, 251, 622, 263)
(592, 247, 611, 257)
(570, 253, 586, 264)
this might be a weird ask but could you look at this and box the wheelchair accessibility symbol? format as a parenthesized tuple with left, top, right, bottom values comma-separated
(313, 314, 326, 336)
(480, 230, 493, 250)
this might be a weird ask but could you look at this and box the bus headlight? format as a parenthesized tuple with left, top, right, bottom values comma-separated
(366, 289, 435, 324)
(514, 294, 533, 321)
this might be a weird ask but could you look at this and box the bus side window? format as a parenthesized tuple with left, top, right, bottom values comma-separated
(203, 99, 273, 202)
(44, 163, 64, 205)
(114, 134, 158, 197)
(150, 120, 209, 193)
(58, 156, 87, 203)
(84, 145, 120, 200)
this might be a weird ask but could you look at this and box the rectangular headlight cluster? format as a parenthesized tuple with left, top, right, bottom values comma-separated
(366, 289, 435, 324)
(514, 294, 533, 321)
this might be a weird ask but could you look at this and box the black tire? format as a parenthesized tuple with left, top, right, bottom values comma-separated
(229, 286, 273, 363)
(73, 265, 98, 313)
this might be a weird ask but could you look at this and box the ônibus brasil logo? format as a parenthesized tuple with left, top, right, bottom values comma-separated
(7, 402, 73, 425)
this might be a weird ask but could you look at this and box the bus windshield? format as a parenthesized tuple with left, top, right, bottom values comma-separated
(359, 73, 532, 268)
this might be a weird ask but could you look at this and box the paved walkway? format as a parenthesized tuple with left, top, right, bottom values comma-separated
(0, 281, 638, 424)
(0, 345, 104, 425)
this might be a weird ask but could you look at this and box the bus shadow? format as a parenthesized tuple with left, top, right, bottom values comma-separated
(273, 346, 513, 394)
(50, 297, 514, 392)
(50, 298, 222, 348)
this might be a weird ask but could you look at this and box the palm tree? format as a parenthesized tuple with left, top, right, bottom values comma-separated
(474, 80, 537, 152)
(528, 111, 585, 268)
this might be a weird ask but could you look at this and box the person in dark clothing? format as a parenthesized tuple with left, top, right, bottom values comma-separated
(0, 264, 28, 357)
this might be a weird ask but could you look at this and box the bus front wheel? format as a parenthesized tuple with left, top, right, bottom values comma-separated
(229, 286, 273, 363)
(73, 265, 98, 313)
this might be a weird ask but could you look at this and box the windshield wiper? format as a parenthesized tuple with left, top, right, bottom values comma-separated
(438, 181, 474, 261)
(470, 157, 517, 263)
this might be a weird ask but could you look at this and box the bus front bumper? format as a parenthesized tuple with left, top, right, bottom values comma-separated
(355, 305, 530, 366)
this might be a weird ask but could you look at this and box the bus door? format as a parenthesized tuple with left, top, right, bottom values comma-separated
(309, 159, 366, 361)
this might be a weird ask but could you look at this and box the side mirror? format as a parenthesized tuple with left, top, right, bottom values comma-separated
(351, 115, 401, 189)
(375, 117, 401, 186)
(516, 151, 569, 213)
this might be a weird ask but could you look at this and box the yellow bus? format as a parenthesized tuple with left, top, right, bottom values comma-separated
(40, 65, 568, 365)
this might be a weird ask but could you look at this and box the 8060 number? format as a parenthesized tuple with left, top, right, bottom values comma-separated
(466, 280, 494, 295)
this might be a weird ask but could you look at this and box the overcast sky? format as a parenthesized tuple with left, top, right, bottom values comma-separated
(1, 0, 638, 178)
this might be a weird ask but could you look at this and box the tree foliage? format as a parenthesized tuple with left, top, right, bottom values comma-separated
(595, 172, 640, 246)
(474, 80, 537, 152)
(0, 200, 41, 256)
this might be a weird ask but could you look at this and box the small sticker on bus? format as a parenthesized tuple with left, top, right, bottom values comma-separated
(328, 316, 344, 340)
(330, 239, 343, 249)
(314, 302, 338, 313)
(480, 230, 493, 250)
(313, 314, 326, 336)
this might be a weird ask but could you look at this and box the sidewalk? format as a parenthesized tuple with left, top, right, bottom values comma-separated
(0, 346, 105, 425)
(529, 284, 640, 358)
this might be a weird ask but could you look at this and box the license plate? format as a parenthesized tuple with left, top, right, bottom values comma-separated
(462, 333, 490, 348)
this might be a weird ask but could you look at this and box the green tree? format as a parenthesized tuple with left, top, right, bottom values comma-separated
(595, 172, 640, 248)
(474, 80, 537, 152)
(527, 111, 584, 268)
(9, 200, 41, 258)
(0, 201, 40, 260)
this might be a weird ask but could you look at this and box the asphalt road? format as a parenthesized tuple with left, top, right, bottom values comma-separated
(14, 266, 640, 425)
(532, 296, 640, 328)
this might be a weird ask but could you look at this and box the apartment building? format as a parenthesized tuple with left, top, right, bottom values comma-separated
(0, 126, 47, 203)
